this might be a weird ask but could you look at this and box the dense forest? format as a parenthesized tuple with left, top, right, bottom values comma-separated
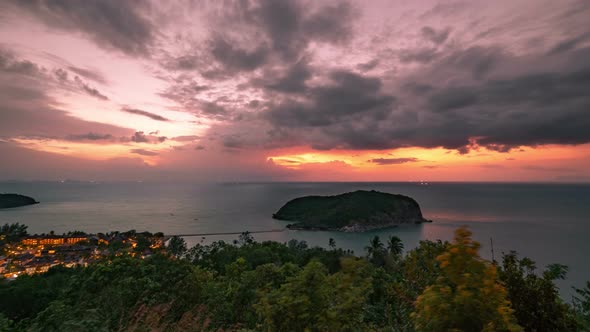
(1, 225, 589, 331)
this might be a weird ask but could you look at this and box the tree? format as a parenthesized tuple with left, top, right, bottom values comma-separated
(412, 227, 522, 332)
(167, 236, 187, 258)
(256, 260, 330, 331)
(256, 258, 372, 331)
(0, 313, 13, 332)
(498, 251, 578, 331)
(0, 222, 28, 244)
(574, 281, 590, 330)
(365, 236, 386, 266)
(386, 235, 404, 257)
(238, 231, 254, 245)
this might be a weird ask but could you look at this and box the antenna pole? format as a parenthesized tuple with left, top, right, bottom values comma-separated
(490, 237, 495, 263)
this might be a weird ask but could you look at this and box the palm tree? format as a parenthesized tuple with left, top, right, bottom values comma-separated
(365, 236, 385, 260)
(328, 238, 336, 249)
(387, 235, 404, 257)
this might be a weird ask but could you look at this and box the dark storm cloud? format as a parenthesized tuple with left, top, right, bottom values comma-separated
(9, 0, 155, 56)
(250, 0, 352, 61)
(167, 0, 355, 76)
(421, 26, 451, 44)
(157, 0, 590, 156)
(302, 2, 354, 44)
(429, 87, 479, 112)
(265, 70, 394, 128)
(403, 82, 434, 95)
(209, 36, 270, 72)
(422, 60, 590, 151)
(255, 59, 312, 93)
(368, 158, 419, 165)
(444, 46, 503, 79)
(253, 42, 590, 153)
(121, 107, 169, 122)
(130, 148, 158, 156)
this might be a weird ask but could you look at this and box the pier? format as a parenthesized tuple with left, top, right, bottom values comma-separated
(163, 229, 285, 241)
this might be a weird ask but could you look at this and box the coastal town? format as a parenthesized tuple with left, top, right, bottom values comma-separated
(0, 223, 166, 280)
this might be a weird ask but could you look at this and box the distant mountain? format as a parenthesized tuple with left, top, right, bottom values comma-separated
(0, 194, 39, 209)
(273, 190, 431, 232)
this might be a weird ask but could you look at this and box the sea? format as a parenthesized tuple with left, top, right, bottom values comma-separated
(1, 181, 589, 299)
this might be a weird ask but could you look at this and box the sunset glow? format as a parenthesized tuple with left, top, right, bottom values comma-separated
(1, 0, 589, 182)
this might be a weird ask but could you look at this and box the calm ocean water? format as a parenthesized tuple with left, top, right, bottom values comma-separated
(1, 181, 589, 298)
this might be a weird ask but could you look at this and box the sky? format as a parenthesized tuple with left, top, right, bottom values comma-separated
(0, 0, 589, 182)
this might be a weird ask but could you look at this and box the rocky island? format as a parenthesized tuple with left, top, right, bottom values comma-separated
(0, 193, 39, 209)
(273, 190, 431, 232)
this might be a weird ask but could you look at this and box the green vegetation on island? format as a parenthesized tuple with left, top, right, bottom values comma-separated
(273, 190, 431, 231)
(0, 194, 38, 209)
(1, 223, 589, 331)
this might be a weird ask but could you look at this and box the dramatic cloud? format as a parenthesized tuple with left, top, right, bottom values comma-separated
(7, 0, 155, 56)
(0, 49, 132, 140)
(164, 0, 355, 77)
(121, 107, 169, 122)
(1, 0, 590, 181)
(265, 70, 394, 129)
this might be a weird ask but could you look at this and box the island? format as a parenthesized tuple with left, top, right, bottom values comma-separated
(0, 193, 39, 209)
(273, 190, 431, 232)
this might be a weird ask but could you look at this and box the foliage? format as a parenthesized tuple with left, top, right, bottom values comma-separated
(0, 223, 28, 247)
(256, 257, 373, 331)
(365, 235, 386, 267)
(498, 251, 578, 331)
(167, 235, 188, 258)
(573, 281, 590, 330)
(0, 226, 584, 331)
(0, 313, 13, 332)
(387, 235, 404, 257)
(412, 227, 522, 332)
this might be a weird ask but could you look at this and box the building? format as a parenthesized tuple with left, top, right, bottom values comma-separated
(21, 236, 88, 246)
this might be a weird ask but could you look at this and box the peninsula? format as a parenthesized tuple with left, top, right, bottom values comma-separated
(0, 193, 39, 209)
(273, 190, 431, 232)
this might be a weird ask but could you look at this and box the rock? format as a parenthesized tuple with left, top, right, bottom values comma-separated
(273, 190, 430, 232)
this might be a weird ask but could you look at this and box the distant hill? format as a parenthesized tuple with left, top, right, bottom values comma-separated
(0, 193, 39, 209)
(273, 190, 431, 232)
